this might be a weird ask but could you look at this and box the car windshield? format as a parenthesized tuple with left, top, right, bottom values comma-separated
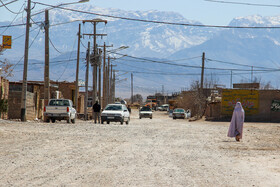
(49, 100, 70, 106)
(104, 105, 122, 111)
(140, 107, 151, 111)
(174, 109, 185, 113)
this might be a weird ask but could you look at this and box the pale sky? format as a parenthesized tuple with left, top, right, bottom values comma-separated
(1, 0, 280, 25)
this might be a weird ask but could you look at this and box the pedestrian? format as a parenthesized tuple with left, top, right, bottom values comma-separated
(227, 102, 245, 141)
(127, 105, 131, 113)
(92, 101, 101, 124)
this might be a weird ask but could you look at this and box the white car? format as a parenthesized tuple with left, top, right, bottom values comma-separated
(101, 104, 130, 124)
(139, 106, 153, 119)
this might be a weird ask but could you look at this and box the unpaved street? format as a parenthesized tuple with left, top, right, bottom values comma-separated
(0, 110, 280, 186)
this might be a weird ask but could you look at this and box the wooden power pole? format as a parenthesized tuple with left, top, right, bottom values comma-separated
(131, 73, 133, 104)
(21, 0, 31, 121)
(82, 19, 107, 106)
(44, 9, 50, 108)
(200, 52, 205, 94)
(84, 42, 90, 120)
(75, 24, 81, 110)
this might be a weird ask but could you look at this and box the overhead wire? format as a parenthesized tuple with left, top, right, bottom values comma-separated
(49, 37, 62, 54)
(113, 52, 280, 72)
(0, 2, 25, 35)
(6, 27, 41, 78)
(205, 58, 276, 70)
(56, 37, 77, 81)
(204, 0, 280, 8)
(0, 0, 24, 14)
(31, 1, 280, 29)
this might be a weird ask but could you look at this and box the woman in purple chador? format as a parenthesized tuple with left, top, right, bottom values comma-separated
(228, 102, 245, 141)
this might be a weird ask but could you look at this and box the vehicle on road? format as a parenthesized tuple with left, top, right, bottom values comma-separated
(101, 104, 130, 124)
(139, 106, 153, 119)
(173, 108, 186, 119)
(44, 99, 76, 123)
(158, 104, 169, 111)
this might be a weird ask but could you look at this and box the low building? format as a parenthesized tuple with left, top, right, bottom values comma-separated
(206, 88, 280, 122)
(8, 81, 84, 120)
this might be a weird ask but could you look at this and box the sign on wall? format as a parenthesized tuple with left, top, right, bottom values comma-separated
(2, 35, 12, 49)
(271, 100, 280, 111)
(222, 89, 259, 115)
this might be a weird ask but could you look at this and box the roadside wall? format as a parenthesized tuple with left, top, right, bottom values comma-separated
(8, 91, 36, 120)
(219, 89, 280, 122)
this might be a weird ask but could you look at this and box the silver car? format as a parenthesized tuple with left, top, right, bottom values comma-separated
(139, 107, 153, 119)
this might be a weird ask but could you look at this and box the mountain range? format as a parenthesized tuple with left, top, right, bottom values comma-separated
(1, 5, 280, 98)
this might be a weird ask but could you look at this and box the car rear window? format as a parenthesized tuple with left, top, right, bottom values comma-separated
(105, 105, 122, 111)
(174, 109, 184, 113)
(49, 100, 70, 106)
(140, 107, 151, 111)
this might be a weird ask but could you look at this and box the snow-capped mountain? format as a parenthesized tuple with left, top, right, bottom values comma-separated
(1, 4, 215, 60)
(2, 6, 280, 96)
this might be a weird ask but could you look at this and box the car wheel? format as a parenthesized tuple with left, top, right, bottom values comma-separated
(71, 118, 75, 124)
(51, 119, 55, 123)
(139, 116, 142, 119)
(67, 118, 70, 123)
(101, 120, 104, 124)
(107, 121, 110, 124)
(173, 117, 176, 120)
(121, 118, 124, 125)
(126, 117, 130, 125)
(150, 117, 152, 119)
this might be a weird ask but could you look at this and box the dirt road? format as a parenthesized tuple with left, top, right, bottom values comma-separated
(0, 110, 280, 186)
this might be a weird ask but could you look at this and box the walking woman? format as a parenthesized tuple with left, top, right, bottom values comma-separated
(228, 102, 245, 141)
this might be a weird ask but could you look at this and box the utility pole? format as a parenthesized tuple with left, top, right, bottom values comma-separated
(110, 63, 113, 103)
(107, 57, 110, 105)
(251, 66, 254, 83)
(84, 42, 90, 120)
(44, 9, 50, 108)
(112, 70, 116, 103)
(102, 43, 106, 109)
(21, 0, 31, 122)
(75, 23, 81, 110)
(98, 48, 102, 106)
(200, 52, 205, 95)
(82, 19, 107, 105)
(230, 70, 233, 88)
(131, 73, 133, 104)
(99, 42, 113, 109)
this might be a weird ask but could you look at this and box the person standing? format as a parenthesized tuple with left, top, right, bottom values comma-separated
(228, 102, 245, 141)
(92, 101, 101, 124)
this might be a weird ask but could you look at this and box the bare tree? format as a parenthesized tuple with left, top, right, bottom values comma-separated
(0, 58, 13, 77)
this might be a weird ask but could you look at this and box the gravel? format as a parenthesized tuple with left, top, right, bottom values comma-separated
(0, 110, 279, 186)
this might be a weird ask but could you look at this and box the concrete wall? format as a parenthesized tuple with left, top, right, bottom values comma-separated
(208, 89, 280, 122)
(8, 91, 36, 120)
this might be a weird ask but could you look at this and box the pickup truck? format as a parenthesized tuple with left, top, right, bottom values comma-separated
(44, 99, 76, 123)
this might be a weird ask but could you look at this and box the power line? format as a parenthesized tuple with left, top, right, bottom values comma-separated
(5, 28, 41, 78)
(56, 37, 77, 81)
(32, 1, 280, 29)
(0, 0, 24, 14)
(205, 0, 280, 8)
(49, 37, 62, 54)
(113, 52, 280, 72)
(0, 2, 25, 35)
(206, 58, 276, 70)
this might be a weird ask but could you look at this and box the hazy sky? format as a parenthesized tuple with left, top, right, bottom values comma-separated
(1, 0, 280, 25)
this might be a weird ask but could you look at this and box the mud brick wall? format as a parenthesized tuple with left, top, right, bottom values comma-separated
(8, 91, 36, 120)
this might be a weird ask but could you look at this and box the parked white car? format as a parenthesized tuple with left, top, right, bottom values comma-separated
(139, 106, 153, 119)
(44, 99, 76, 123)
(101, 104, 130, 124)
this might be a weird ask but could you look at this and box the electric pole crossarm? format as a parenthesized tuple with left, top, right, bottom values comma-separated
(83, 34, 107, 37)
